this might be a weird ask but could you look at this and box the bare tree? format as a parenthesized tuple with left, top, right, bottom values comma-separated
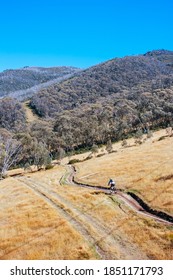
(0, 137, 21, 179)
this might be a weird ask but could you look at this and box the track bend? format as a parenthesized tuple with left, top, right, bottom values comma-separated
(7, 165, 172, 260)
(16, 176, 148, 259)
(63, 165, 173, 226)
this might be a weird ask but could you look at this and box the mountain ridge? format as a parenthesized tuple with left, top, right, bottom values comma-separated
(0, 49, 173, 173)
(0, 66, 80, 99)
(30, 49, 173, 118)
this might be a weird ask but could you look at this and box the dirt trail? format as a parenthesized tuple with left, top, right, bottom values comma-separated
(16, 176, 148, 259)
(64, 165, 173, 226)
(17, 177, 105, 259)
(23, 101, 39, 123)
(6, 164, 172, 260)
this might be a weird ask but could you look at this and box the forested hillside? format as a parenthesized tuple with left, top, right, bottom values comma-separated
(0, 50, 173, 176)
(30, 51, 173, 117)
(0, 66, 80, 99)
(29, 50, 173, 149)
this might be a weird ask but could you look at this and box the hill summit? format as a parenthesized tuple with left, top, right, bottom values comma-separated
(30, 49, 173, 117)
(0, 49, 173, 161)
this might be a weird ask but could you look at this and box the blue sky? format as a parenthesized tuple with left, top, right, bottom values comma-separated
(0, 0, 173, 71)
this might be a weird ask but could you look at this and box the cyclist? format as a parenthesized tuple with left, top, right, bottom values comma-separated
(108, 178, 116, 191)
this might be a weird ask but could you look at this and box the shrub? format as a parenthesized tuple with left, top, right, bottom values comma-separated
(83, 154, 93, 161)
(106, 140, 113, 153)
(96, 153, 105, 157)
(158, 136, 166, 141)
(68, 159, 81, 164)
(135, 139, 143, 145)
(45, 164, 54, 170)
(147, 130, 153, 138)
(121, 139, 128, 147)
(91, 144, 99, 154)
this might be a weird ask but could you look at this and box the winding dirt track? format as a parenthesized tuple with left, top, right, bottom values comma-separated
(2, 165, 172, 260)
(65, 165, 173, 226)
(16, 176, 148, 259)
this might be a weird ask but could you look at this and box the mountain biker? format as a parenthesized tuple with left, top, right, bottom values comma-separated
(108, 178, 116, 191)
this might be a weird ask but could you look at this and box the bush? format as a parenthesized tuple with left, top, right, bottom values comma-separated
(24, 162, 32, 172)
(147, 131, 153, 138)
(96, 153, 105, 157)
(91, 144, 99, 154)
(45, 164, 54, 170)
(158, 136, 166, 141)
(135, 139, 143, 145)
(110, 150, 117, 153)
(121, 139, 128, 147)
(68, 159, 81, 164)
(106, 140, 113, 153)
(82, 154, 93, 161)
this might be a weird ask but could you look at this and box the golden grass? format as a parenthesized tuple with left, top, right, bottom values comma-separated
(64, 189, 173, 259)
(75, 129, 173, 215)
(0, 174, 97, 260)
(0, 129, 173, 260)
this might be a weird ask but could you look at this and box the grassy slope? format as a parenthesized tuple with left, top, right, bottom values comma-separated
(75, 129, 173, 215)
(0, 129, 173, 260)
(0, 166, 97, 260)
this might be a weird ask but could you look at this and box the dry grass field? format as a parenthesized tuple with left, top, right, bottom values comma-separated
(75, 130, 173, 215)
(0, 167, 98, 260)
(0, 129, 173, 260)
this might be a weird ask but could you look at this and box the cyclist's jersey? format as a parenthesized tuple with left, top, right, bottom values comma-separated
(108, 179, 115, 186)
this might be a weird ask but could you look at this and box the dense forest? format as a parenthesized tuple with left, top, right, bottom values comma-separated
(0, 50, 173, 177)
(0, 66, 80, 99)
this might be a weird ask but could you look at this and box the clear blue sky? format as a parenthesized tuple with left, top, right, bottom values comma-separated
(0, 0, 173, 71)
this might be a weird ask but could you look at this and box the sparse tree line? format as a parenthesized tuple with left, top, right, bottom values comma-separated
(0, 93, 173, 179)
(1, 52, 173, 177)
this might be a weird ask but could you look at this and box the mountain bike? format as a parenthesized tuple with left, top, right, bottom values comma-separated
(109, 185, 116, 194)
